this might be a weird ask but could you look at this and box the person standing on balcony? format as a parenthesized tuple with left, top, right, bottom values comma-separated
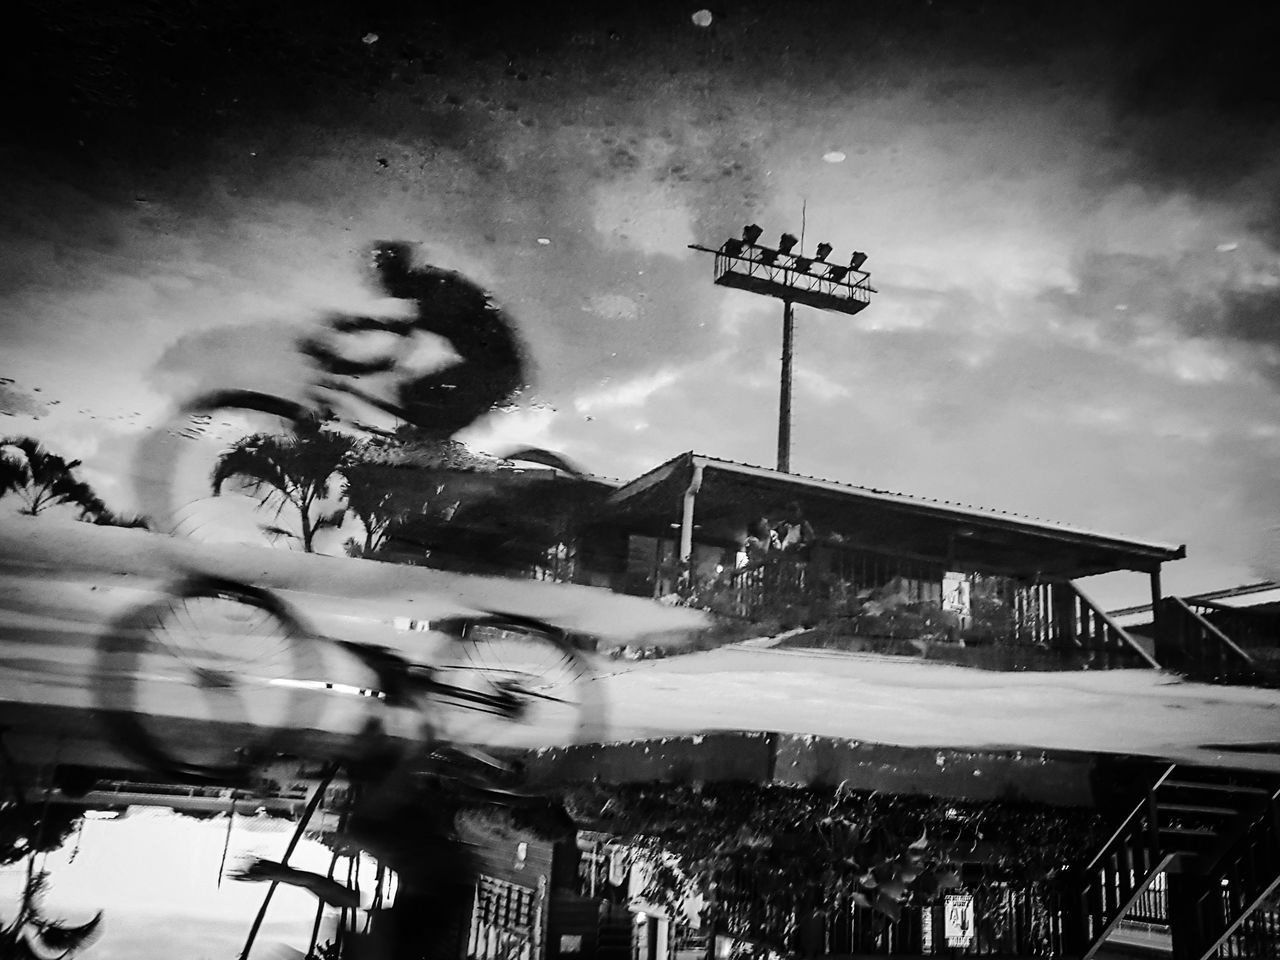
(744, 516, 780, 567)
(776, 501, 814, 554)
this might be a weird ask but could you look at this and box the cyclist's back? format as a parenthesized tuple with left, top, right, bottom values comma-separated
(341, 775, 476, 960)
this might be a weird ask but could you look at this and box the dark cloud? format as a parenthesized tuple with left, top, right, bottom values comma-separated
(27, 0, 1277, 267)
(1108, 6, 1280, 183)
(1207, 287, 1280, 345)
(1088, 7, 1280, 250)
(0, 381, 49, 418)
(1040, 250, 1280, 390)
(1039, 252, 1185, 349)
(0, 1, 1143, 183)
(1181, 287, 1280, 387)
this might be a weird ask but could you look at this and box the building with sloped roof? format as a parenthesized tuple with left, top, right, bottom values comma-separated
(566, 451, 1185, 666)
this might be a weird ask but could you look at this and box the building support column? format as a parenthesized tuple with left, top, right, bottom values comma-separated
(679, 461, 704, 593)
(1168, 873, 1210, 960)
(1149, 566, 1164, 665)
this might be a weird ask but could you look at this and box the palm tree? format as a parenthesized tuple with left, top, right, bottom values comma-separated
(0, 438, 101, 518)
(212, 419, 356, 552)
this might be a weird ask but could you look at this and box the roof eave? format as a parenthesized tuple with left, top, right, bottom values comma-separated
(687, 454, 1185, 564)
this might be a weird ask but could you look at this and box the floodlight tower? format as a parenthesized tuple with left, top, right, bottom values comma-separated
(690, 226, 876, 473)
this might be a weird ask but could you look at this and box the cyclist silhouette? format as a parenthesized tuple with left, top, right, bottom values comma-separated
(299, 241, 527, 439)
(118, 241, 599, 958)
(231, 759, 477, 960)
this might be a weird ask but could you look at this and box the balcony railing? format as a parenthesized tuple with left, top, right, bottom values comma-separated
(715, 556, 1153, 665)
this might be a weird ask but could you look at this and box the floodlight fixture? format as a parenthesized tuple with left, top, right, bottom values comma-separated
(689, 227, 876, 475)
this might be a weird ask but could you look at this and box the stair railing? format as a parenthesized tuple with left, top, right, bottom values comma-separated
(1157, 597, 1255, 682)
(1078, 765, 1178, 959)
(1193, 786, 1280, 960)
(1015, 581, 1158, 667)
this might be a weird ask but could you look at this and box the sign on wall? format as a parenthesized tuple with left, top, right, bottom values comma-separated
(944, 893, 975, 948)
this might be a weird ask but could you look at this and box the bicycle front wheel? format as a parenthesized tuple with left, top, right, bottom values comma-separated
(426, 615, 605, 751)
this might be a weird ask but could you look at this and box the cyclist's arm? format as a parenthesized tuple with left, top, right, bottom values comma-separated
(229, 858, 365, 910)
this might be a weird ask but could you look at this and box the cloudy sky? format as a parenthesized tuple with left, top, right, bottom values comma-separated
(4, 1, 1280, 604)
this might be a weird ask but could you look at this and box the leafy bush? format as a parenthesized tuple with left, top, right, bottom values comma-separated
(561, 781, 1103, 956)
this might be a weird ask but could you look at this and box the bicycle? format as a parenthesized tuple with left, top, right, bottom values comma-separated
(93, 241, 606, 788)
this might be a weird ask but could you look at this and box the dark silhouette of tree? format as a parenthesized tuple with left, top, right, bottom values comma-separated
(0, 437, 102, 518)
(211, 419, 355, 552)
(1, 867, 102, 959)
(0, 784, 98, 960)
(0, 805, 81, 870)
(380, 447, 612, 577)
(341, 431, 487, 558)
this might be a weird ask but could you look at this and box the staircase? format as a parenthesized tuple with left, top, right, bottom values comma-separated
(597, 902, 633, 960)
(1016, 580, 1159, 668)
(1156, 598, 1258, 683)
(1073, 765, 1280, 960)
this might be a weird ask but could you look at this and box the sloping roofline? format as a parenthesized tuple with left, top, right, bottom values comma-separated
(608, 451, 1186, 565)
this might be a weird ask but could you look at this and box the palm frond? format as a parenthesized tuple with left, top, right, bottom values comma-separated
(212, 426, 357, 552)
(0, 448, 31, 497)
(0, 437, 105, 516)
(211, 436, 292, 497)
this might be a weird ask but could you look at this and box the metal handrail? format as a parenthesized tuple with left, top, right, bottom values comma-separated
(1069, 581, 1161, 668)
(1167, 596, 1255, 668)
(1084, 765, 1177, 875)
(1194, 787, 1280, 960)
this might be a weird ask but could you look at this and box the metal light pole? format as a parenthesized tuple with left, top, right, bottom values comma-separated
(778, 300, 794, 473)
(691, 227, 875, 473)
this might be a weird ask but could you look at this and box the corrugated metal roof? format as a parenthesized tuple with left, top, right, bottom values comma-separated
(612, 451, 1184, 558)
(1110, 581, 1280, 621)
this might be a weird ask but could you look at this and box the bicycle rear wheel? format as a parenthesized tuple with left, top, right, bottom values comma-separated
(95, 577, 329, 784)
(133, 389, 318, 544)
(426, 615, 604, 751)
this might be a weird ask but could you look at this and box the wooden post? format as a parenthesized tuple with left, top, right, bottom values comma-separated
(1168, 874, 1210, 960)
(1052, 582, 1075, 649)
(679, 461, 704, 595)
(1149, 567, 1163, 661)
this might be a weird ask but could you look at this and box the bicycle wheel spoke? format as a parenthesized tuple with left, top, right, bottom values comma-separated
(98, 578, 336, 783)
(426, 619, 599, 749)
